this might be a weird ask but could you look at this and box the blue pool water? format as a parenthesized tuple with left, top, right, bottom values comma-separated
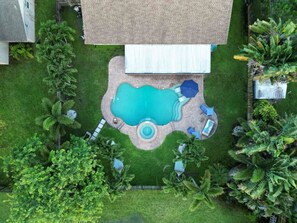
(111, 83, 182, 126)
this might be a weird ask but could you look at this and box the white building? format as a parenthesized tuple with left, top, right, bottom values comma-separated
(0, 0, 35, 65)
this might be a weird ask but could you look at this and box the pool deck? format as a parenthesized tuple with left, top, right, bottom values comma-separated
(101, 56, 218, 150)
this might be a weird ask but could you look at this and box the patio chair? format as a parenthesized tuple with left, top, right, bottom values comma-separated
(178, 143, 186, 154)
(90, 118, 106, 141)
(113, 158, 124, 173)
(187, 127, 201, 139)
(178, 96, 187, 103)
(174, 87, 181, 93)
(174, 161, 185, 176)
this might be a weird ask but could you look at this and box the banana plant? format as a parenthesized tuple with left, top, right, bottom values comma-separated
(183, 170, 224, 211)
(35, 98, 81, 148)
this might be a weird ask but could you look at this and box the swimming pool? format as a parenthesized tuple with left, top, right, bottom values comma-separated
(111, 83, 186, 126)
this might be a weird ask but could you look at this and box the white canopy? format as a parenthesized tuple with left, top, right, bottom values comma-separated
(254, 80, 287, 99)
(125, 44, 211, 74)
(0, 42, 9, 65)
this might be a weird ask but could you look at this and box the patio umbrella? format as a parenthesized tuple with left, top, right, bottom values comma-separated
(180, 80, 199, 98)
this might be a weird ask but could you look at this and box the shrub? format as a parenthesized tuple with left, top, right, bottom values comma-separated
(253, 100, 278, 123)
(208, 163, 228, 186)
(9, 43, 34, 61)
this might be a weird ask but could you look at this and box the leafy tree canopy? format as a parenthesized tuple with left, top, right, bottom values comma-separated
(3, 136, 108, 223)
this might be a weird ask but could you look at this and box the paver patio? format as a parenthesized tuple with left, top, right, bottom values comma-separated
(101, 56, 218, 150)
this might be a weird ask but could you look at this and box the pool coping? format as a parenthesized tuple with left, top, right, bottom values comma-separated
(101, 56, 218, 150)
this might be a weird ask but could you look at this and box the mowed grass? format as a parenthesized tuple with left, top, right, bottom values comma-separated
(0, 0, 56, 184)
(0, 193, 10, 222)
(62, 0, 248, 185)
(99, 190, 255, 223)
(0, 0, 248, 186)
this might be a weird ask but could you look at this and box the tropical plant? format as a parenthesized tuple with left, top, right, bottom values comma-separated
(270, 0, 297, 22)
(0, 120, 7, 136)
(228, 150, 297, 218)
(3, 136, 108, 223)
(209, 163, 229, 186)
(9, 43, 34, 61)
(35, 98, 81, 147)
(107, 165, 135, 202)
(253, 100, 278, 123)
(162, 172, 191, 199)
(91, 136, 134, 202)
(2, 135, 49, 179)
(184, 170, 224, 211)
(234, 115, 297, 157)
(175, 137, 208, 168)
(92, 136, 124, 161)
(36, 20, 77, 99)
(234, 18, 297, 83)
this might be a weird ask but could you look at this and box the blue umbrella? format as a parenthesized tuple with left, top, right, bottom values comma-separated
(180, 80, 199, 98)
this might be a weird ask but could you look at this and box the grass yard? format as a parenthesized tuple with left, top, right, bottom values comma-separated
(0, 0, 248, 186)
(0, 193, 10, 222)
(99, 191, 255, 223)
(0, 191, 255, 223)
(62, 0, 248, 185)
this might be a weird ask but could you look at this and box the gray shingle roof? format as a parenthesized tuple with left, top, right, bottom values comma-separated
(0, 0, 27, 42)
(81, 0, 233, 45)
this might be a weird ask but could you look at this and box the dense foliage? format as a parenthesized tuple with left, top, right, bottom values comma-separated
(184, 170, 224, 211)
(3, 136, 108, 223)
(208, 163, 229, 187)
(36, 20, 77, 99)
(174, 137, 208, 168)
(92, 137, 134, 202)
(253, 100, 278, 123)
(271, 0, 297, 22)
(235, 18, 297, 83)
(228, 115, 297, 220)
(9, 43, 34, 61)
(35, 98, 81, 148)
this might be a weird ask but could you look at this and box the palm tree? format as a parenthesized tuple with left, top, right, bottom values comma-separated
(234, 18, 297, 83)
(162, 172, 190, 199)
(35, 98, 81, 148)
(183, 170, 224, 211)
(175, 137, 208, 168)
(228, 150, 297, 218)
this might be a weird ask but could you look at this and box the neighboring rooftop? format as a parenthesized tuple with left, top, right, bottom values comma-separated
(81, 0, 234, 45)
(0, 0, 27, 42)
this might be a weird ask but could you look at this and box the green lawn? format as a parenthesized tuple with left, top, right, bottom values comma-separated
(61, 0, 249, 185)
(0, 193, 10, 222)
(0, 0, 248, 186)
(0, 191, 255, 223)
(99, 191, 255, 223)
(0, 0, 256, 222)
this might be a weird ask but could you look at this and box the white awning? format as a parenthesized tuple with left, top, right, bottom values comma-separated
(125, 44, 211, 74)
(0, 42, 9, 65)
(254, 80, 287, 99)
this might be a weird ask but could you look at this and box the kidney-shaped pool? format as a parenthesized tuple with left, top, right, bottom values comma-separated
(111, 83, 186, 126)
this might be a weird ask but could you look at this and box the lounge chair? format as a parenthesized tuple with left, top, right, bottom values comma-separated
(113, 158, 124, 173)
(175, 87, 181, 93)
(187, 127, 201, 139)
(178, 143, 186, 154)
(90, 118, 106, 141)
(174, 161, 185, 176)
(178, 96, 187, 102)
(202, 119, 215, 137)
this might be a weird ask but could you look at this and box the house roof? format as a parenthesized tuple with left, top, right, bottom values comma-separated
(0, 0, 27, 42)
(81, 0, 234, 45)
